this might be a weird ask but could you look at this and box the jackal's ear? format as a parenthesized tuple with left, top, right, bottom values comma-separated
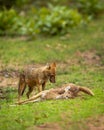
(51, 62, 56, 68)
(46, 63, 51, 70)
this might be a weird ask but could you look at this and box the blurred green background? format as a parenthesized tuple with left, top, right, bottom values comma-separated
(0, 0, 104, 37)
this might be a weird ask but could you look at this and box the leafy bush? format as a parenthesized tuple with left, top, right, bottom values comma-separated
(0, 9, 19, 35)
(0, 6, 84, 36)
(0, 0, 103, 36)
(0, 9, 29, 36)
(0, 0, 28, 9)
(76, 0, 104, 17)
(33, 6, 83, 35)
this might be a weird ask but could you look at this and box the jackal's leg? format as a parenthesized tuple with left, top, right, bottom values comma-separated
(18, 82, 26, 102)
(26, 86, 34, 99)
(42, 82, 46, 91)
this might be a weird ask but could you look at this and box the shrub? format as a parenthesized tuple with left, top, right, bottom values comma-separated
(76, 0, 104, 18)
(0, 9, 19, 35)
(34, 6, 83, 35)
(0, 6, 85, 36)
(0, 0, 28, 9)
(0, 9, 29, 36)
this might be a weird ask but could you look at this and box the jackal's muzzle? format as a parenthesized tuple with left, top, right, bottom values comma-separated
(49, 74, 56, 83)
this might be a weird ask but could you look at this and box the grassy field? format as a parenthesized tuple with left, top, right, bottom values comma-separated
(0, 16, 104, 130)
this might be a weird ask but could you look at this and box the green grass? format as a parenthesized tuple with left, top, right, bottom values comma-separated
(0, 87, 104, 130)
(0, 16, 104, 65)
(0, 16, 104, 130)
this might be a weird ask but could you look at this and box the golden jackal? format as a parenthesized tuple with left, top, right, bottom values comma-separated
(17, 83, 94, 105)
(18, 62, 56, 102)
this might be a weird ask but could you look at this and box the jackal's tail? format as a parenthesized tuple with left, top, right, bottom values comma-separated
(79, 87, 94, 96)
(18, 73, 26, 97)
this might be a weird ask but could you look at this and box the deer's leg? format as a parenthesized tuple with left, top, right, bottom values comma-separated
(17, 91, 44, 105)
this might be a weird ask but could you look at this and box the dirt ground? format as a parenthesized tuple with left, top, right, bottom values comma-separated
(28, 123, 62, 130)
(27, 115, 104, 130)
(86, 115, 104, 130)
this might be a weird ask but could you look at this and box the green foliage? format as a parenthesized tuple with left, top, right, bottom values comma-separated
(0, 0, 104, 36)
(0, 8, 29, 36)
(0, 0, 28, 9)
(0, 9, 16, 33)
(76, 0, 104, 17)
(0, 0, 16, 9)
(34, 6, 83, 35)
(0, 6, 84, 36)
(0, 9, 28, 36)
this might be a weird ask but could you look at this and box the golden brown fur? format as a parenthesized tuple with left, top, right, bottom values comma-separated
(18, 63, 56, 102)
(17, 83, 94, 105)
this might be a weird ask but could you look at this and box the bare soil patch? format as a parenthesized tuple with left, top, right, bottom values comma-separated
(75, 50, 101, 65)
(0, 69, 19, 88)
(87, 115, 104, 130)
(27, 115, 104, 130)
(69, 115, 104, 130)
(27, 123, 62, 130)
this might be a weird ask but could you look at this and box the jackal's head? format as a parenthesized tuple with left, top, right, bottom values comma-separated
(45, 62, 56, 83)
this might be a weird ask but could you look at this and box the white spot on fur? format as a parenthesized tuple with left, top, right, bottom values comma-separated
(56, 95, 63, 99)
(65, 86, 71, 92)
(41, 90, 50, 98)
(41, 92, 47, 98)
